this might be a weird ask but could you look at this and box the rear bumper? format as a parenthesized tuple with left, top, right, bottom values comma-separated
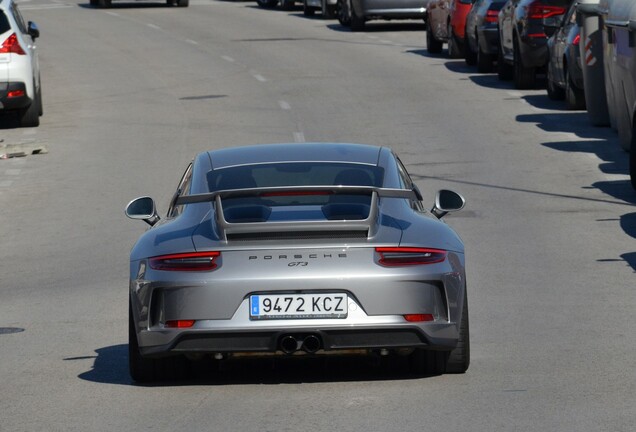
(139, 322, 459, 357)
(0, 82, 32, 110)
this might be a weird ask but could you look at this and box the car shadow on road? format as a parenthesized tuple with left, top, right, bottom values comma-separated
(77, 2, 172, 9)
(75, 344, 442, 386)
(0, 113, 24, 129)
(516, 111, 636, 271)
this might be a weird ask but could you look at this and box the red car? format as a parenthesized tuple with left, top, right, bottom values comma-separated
(426, 0, 474, 57)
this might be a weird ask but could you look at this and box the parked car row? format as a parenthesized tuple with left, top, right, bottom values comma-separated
(425, 0, 635, 189)
(254, 0, 635, 189)
(256, 0, 432, 31)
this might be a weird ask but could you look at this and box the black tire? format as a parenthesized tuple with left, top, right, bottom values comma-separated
(477, 47, 494, 73)
(303, 0, 315, 15)
(444, 293, 470, 373)
(128, 299, 188, 383)
(256, 0, 279, 8)
(350, 4, 365, 31)
(336, 0, 351, 26)
(464, 33, 477, 66)
(36, 79, 43, 117)
(18, 84, 40, 128)
(426, 20, 443, 54)
(176, 0, 188, 6)
(546, 63, 565, 100)
(447, 23, 463, 59)
(513, 38, 536, 89)
(280, 0, 295, 10)
(321, 0, 335, 18)
(565, 68, 586, 110)
(630, 129, 636, 190)
(497, 42, 514, 80)
(98, 0, 111, 8)
(89, 0, 98, 6)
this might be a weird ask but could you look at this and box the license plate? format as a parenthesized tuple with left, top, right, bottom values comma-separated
(250, 293, 348, 320)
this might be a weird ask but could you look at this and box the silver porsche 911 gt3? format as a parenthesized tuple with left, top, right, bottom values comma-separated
(125, 143, 469, 382)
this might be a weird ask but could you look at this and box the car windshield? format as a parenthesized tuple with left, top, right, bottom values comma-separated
(207, 162, 385, 222)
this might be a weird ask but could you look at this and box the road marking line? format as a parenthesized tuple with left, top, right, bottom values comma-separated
(106, 11, 119, 16)
(252, 72, 267, 82)
(186, 39, 199, 45)
(147, 24, 161, 30)
(221, 56, 235, 63)
(5, 169, 21, 176)
(507, 91, 523, 98)
(293, 132, 305, 143)
(0, 180, 13, 187)
(379, 40, 392, 44)
(279, 101, 291, 110)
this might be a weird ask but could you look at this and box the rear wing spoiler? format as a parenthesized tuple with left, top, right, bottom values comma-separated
(176, 186, 417, 242)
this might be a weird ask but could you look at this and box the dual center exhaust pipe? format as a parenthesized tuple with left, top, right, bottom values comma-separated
(280, 334, 321, 354)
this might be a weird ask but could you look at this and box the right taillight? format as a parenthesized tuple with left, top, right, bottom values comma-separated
(0, 33, 26, 55)
(149, 251, 220, 271)
(375, 247, 447, 266)
(485, 9, 499, 23)
(527, 2, 566, 19)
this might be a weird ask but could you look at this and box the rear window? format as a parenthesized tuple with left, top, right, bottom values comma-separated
(0, 12, 11, 34)
(207, 162, 385, 222)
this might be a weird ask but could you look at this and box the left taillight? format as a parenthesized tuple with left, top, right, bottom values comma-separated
(485, 9, 499, 23)
(527, 2, 566, 19)
(149, 251, 220, 271)
(375, 247, 447, 266)
(0, 33, 26, 55)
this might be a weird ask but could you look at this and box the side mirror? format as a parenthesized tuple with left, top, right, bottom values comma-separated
(125, 196, 160, 226)
(431, 189, 465, 219)
(28, 21, 39, 40)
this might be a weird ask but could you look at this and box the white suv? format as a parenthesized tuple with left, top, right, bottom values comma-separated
(0, 0, 41, 127)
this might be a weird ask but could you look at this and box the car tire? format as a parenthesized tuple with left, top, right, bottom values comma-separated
(280, 0, 295, 10)
(477, 45, 494, 73)
(447, 23, 463, 59)
(321, 0, 335, 18)
(464, 33, 477, 66)
(336, 0, 351, 26)
(350, 4, 365, 31)
(90, 0, 98, 5)
(36, 79, 43, 117)
(18, 84, 40, 128)
(513, 38, 535, 89)
(426, 20, 443, 54)
(444, 293, 470, 373)
(565, 68, 585, 110)
(256, 0, 279, 8)
(128, 300, 188, 383)
(176, 0, 188, 6)
(630, 129, 636, 190)
(546, 63, 565, 100)
(98, 0, 111, 8)
(497, 42, 514, 80)
(303, 0, 315, 15)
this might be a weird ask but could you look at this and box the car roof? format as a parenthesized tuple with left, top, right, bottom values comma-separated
(205, 143, 384, 170)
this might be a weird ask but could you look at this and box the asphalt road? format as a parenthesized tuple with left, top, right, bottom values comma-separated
(1, 0, 635, 431)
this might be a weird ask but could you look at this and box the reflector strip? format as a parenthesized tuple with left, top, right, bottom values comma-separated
(404, 314, 435, 322)
(165, 320, 195, 328)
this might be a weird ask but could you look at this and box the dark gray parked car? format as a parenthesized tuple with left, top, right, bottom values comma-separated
(126, 143, 469, 382)
(464, 0, 506, 72)
(498, 0, 572, 88)
(337, 0, 430, 31)
(546, 0, 585, 109)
